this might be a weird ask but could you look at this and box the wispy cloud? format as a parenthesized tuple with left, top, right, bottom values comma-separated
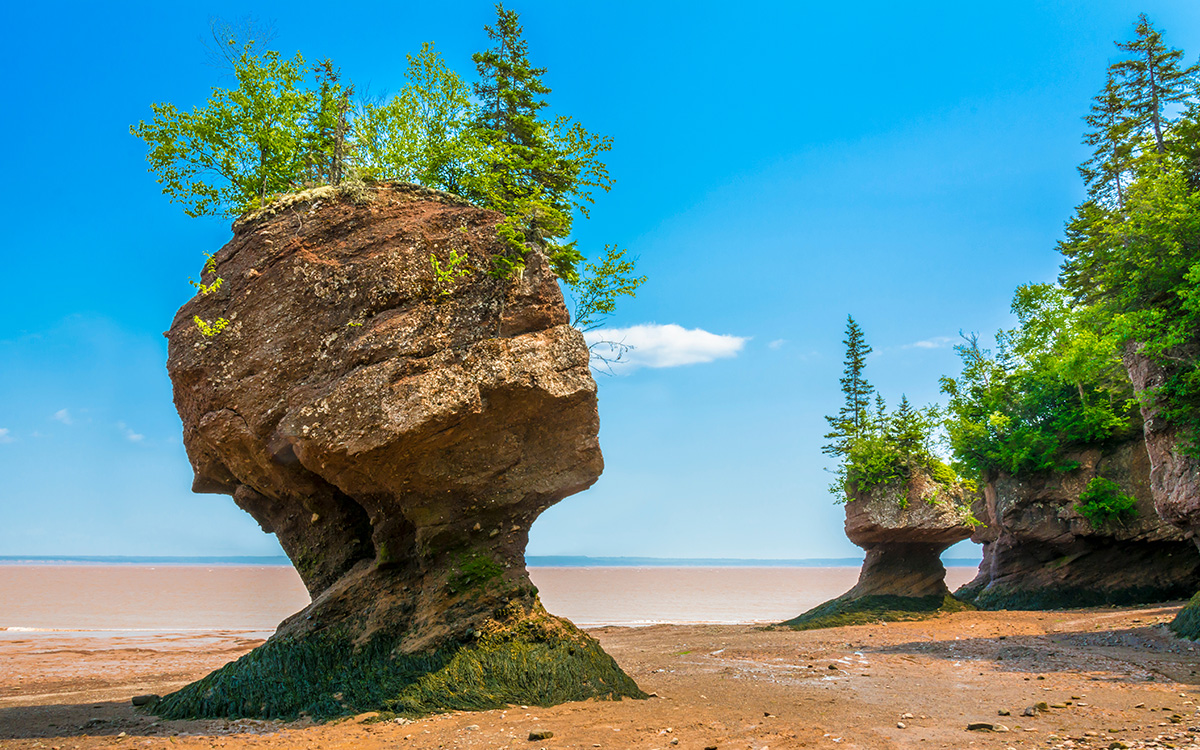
(52, 408, 72, 425)
(116, 422, 145, 442)
(0, 428, 14, 444)
(768, 339, 787, 350)
(584, 323, 748, 373)
(903, 336, 955, 350)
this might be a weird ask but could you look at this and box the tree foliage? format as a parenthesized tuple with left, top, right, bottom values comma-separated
(1056, 15, 1200, 454)
(133, 7, 641, 336)
(824, 317, 954, 500)
(940, 285, 1138, 479)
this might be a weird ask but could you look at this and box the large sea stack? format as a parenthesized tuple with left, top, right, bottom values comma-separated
(1124, 346, 1200, 637)
(955, 436, 1200, 610)
(781, 472, 976, 630)
(159, 183, 644, 719)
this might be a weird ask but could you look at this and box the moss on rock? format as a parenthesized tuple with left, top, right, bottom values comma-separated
(958, 579, 1199, 611)
(1170, 592, 1200, 639)
(780, 594, 974, 631)
(154, 602, 644, 722)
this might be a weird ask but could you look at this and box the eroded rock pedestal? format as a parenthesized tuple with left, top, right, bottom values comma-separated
(1125, 348, 1200, 637)
(782, 473, 977, 630)
(158, 184, 643, 719)
(955, 436, 1200, 610)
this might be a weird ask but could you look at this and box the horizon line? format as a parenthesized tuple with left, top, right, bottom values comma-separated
(0, 554, 984, 568)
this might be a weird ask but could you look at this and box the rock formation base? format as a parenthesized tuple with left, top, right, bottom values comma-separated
(782, 474, 977, 630)
(782, 543, 975, 630)
(155, 602, 642, 721)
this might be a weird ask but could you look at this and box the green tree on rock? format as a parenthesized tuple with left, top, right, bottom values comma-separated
(823, 315, 874, 461)
(131, 43, 314, 217)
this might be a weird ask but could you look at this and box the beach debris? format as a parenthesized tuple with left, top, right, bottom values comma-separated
(131, 694, 159, 707)
(528, 729, 554, 741)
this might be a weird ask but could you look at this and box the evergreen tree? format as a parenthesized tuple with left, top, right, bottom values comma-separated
(823, 316, 875, 459)
(465, 3, 613, 280)
(1112, 14, 1196, 155)
(890, 395, 925, 461)
(1080, 72, 1134, 207)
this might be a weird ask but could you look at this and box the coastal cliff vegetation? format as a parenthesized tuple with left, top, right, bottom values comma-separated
(830, 16, 1199, 523)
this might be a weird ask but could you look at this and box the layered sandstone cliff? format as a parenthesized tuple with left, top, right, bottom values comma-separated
(1124, 347, 1200, 637)
(956, 436, 1200, 610)
(157, 184, 643, 719)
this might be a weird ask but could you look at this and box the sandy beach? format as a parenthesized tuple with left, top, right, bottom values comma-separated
(5, 604, 1200, 750)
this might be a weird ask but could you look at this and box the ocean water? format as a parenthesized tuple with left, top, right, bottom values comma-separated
(0, 564, 979, 635)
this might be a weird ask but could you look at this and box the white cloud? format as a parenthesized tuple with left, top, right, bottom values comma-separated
(116, 422, 145, 443)
(903, 336, 955, 350)
(52, 408, 72, 425)
(0, 428, 13, 444)
(584, 323, 748, 372)
(768, 339, 787, 350)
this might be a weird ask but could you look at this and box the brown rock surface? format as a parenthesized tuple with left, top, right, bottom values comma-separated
(956, 436, 1200, 610)
(783, 473, 977, 629)
(841, 474, 978, 599)
(160, 183, 642, 718)
(1124, 347, 1200, 542)
(1123, 345, 1200, 637)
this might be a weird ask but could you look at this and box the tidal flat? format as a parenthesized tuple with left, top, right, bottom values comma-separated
(5, 605, 1200, 749)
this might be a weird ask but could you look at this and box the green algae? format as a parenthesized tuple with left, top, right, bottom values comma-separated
(957, 581, 1199, 611)
(780, 594, 974, 631)
(1169, 591, 1200, 639)
(153, 604, 645, 721)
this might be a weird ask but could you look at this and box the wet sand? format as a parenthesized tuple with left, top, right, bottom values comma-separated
(5, 605, 1200, 749)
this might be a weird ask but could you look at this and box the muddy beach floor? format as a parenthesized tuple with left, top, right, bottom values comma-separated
(5, 606, 1200, 749)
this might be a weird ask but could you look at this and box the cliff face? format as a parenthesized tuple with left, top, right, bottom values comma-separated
(158, 184, 642, 719)
(782, 473, 977, 630)
(1124, 347, 1200, 637)
(956, 436, 1200, 610)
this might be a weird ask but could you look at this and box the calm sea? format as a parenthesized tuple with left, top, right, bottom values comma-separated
(0, 563, 979, 635)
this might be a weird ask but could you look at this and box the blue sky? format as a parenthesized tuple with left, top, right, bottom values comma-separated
(2, 0, 1198, 560)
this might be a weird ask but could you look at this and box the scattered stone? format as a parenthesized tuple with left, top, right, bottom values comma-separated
(529, 730, 554, 741)
(998, 709, 1011, 716)
(967, 722, 1009, 732)
(828, 664, 839, 670)
(900, 712, 914, 720)
(465, 725, 480, 731)
(131, 694, 159, 707)
(897, 722, 906, 729)
(1036, 702, 1050, 712)
(1050, 703, 1068, 709)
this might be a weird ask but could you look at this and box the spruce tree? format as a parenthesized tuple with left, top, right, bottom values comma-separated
(1081, 72, 1134, 207)
(1112, 14, 1196, 155)
(889, 395, 925, 462)
(823, 316, 875, 459)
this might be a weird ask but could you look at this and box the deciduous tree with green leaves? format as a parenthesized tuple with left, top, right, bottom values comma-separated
(131, 43, 314, 217)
